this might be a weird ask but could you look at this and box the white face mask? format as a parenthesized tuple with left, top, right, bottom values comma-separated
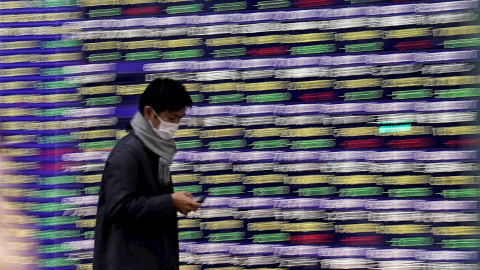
(149, 111, 179, 140)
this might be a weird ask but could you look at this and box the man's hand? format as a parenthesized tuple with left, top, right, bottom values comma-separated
(171, 191, 201, 216)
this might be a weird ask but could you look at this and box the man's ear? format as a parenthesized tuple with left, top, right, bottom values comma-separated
(143, 106, 153, 119)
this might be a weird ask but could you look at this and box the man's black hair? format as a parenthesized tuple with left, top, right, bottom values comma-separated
(139, 78, 193, 113)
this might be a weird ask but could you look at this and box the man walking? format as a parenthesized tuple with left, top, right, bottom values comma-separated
(93, 78, 201, 270)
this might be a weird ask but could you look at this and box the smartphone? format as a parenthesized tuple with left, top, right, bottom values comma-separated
(194, 195, 206, 203)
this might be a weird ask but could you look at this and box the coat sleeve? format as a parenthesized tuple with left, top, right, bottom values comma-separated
(102, 143, 176, 223)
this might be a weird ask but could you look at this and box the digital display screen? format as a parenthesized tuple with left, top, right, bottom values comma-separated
(0, 0, 479, 269)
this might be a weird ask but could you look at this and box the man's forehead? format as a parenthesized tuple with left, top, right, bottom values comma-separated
(166, 108, 185, 117)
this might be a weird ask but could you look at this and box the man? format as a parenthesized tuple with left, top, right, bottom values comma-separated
(93, 78, 201, 270)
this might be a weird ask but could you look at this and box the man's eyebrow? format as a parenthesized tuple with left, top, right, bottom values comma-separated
(172, 112, 184, 118)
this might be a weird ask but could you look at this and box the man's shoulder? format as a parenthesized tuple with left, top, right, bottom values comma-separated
(112, 133, 144, 155)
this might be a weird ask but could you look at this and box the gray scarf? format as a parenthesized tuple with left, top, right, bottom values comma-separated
(130, 112, 176, 185)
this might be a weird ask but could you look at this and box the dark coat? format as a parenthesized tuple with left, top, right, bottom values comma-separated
(93, 132, 179, 270)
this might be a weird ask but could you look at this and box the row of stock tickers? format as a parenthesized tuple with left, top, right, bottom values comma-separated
(0, 0, 480, 269)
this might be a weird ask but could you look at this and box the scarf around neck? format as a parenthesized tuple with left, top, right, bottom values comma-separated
(130, 112, 177, 185)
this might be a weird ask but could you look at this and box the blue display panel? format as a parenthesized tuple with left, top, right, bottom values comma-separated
(0, 0, 479, 269)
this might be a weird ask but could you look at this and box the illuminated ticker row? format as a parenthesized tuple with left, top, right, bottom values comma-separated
(1, 159, 479, 182)
(66, 1, 479, 29)
(2, 0, 477, 10)
(2, 62, 479, 79)
(2, 193, 479, 211)
(0, 12, 82, 24)
(184, 209, 480, 224)
(1, 84, 480, 106)
(0, 119, 478, 137)
(0, 135, 470, 152)
(85, 43, 480, 61)
(182, 101, 478, 116)
(5, 13, 474, 38)
(3, 24, 476, 42)
(3, 183, 480, 199)
(178, 222, 480, 236)
(1, 79, 480, 98)
(179, 112, 476, 126)
(85, 46, 476, 62)
(154, 89, 479, 103)
(2, 63, 476, 82)
(176, 174, 480, 187)
(0, 0, 79, 9)
(0, 53, 82, 64)
(62, 25, 480, 46)
(4, 198, 478, 220)
(172, 137, 477, 151)
(0, 44, 478, 65)
(24, 223, 480, 246)
(176, 126, 477, 138)
(171, 161, 479, 174)
(0, 50, 475, 77)
(2, 158, 479, 173)
(80, 41, 480, 60)
(0, 0, 381, 10)
(174, 185, 480, 198)
(185, 89, 480, 103)
(2, 198, 479, 221)
(4, 195, 477, 212)
(0, 100, 477, 117)
(177, 257, 478, 270)
(3, 147, 480, 162)
(86, 48, 478, 62)
(2, 173, 479, 186)
(0, 124, 478, 141)
(1, 91, 474, 116)
(0, 90, 479, 105)
(54, 23, 480, 41)
(74, 36, 480, 52)
(5, 158, 478, 173)
(0, 107, 476, 127)
(9, 126, 475, 143)
(70, 32, 479, 51)
(0, 2, 349, 17)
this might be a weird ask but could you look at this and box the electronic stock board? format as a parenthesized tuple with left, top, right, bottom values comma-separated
(0, 0, 480, 269)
